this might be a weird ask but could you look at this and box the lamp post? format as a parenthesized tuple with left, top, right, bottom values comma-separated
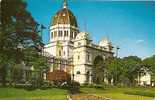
(116, 46, 120, 58)
(115, 46, 120, 85)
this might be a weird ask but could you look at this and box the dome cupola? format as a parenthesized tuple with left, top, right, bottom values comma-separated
(51, 0, 78, 27)
(49, 0, 79, 42)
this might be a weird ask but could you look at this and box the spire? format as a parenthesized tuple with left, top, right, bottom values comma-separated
(63, 0, 67, 8)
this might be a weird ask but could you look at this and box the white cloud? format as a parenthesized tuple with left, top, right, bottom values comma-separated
(136, 39, 144, 44)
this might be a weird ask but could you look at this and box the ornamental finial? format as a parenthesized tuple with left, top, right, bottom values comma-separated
(63, 0, 67, 8)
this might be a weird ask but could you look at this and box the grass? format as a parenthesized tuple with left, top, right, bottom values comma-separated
(0, 87, 154, 100)
(0, 87, 68, 100)
(124, 90, 155, 97)
(80, 87, 155, 100)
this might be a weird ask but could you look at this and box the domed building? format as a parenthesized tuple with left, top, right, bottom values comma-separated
(44, 0, 114, 84)
(44, 0, 79, 59)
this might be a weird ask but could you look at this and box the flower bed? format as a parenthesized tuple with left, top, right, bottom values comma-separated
(70, 94, 111, 100)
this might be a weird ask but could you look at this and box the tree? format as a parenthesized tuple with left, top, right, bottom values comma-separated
(0, 0, 43, 86)
(122, 56, 142, 86)
(104, 57, 124, 85)
(23, 47, 50, 81)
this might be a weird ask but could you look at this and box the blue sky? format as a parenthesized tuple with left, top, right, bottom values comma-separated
(26, 0, 155, 59)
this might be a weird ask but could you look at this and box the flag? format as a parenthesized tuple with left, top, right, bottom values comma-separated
(41, 24, 46, 29)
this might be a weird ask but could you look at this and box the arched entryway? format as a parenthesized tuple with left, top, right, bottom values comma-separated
(92, 55, 105, 84)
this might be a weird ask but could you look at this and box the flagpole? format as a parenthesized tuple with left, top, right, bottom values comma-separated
(40, 24, 46, 42)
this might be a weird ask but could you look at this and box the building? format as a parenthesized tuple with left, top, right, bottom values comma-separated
(137, 65, 152, 86)
(44, 0, 114, 84)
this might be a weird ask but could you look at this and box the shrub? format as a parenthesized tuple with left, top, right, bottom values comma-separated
(40, 81, 53, 90)
(69, 81, 80, 94)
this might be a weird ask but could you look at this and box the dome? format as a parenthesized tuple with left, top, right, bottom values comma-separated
(51, 8, 78, 27)
(76, 32, 89, 40)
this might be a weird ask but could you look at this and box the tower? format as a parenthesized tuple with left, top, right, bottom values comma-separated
(45, 0, 79, 59)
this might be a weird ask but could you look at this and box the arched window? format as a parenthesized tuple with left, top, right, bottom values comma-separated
(63, 51, 65, 56)
(78, 42, 81, 46)
(74, 32, 77, 38)
(51, 32, 53, 38)
(60, 31, 63, 37)
(59, 50, 61, 56)
(87, 54, 90, 62)
(66, 31, 68, 36)
(54, 31, 57, 38)
(58, 31, 61, 37)
(77, 71, 81, 74)
(64, 30, 67, 37)
(70, 31, 73, 38)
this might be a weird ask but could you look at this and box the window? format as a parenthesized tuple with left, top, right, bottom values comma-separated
(51, 32, 53, 38)
(63, 51, 65, 56)
(58, 30, 63, 37)
(78, 55, 80, 60)
(74, 32, 77, 38)
(58, 31, 61, 37)
(66, 31, 68, 36)
(54, 31, 57, 38)
(87, 54, 90, 62)
(59, 50, 61, 56)
(60, 31, 63, 37)
(77, 71, 81, 74)
(78, 42, 81, 46)
(63, 13, 66, 16)
(64, 31, 67, 37)
(86, 71, 90, 75)
(70, 31, 73, 38)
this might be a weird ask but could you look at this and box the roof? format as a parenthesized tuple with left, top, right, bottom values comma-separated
(51, 7, 78, 27)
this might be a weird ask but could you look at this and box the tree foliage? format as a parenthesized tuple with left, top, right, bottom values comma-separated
(92, 55, 145, 86)
(104, 57, 124, 85)
(0, 0, 47, 86)
(123, 56, 142, 85)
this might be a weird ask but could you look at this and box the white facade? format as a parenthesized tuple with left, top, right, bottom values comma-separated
(73, 32, 113, 84)
(137, 66, 152, 86)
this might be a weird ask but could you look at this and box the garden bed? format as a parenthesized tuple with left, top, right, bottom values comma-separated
(70, 94, 111, 100)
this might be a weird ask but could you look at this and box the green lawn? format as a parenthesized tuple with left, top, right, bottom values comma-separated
(0, 87, 68, 100)
(80, 87, 155, 100)
(0, 87, 154, 100)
